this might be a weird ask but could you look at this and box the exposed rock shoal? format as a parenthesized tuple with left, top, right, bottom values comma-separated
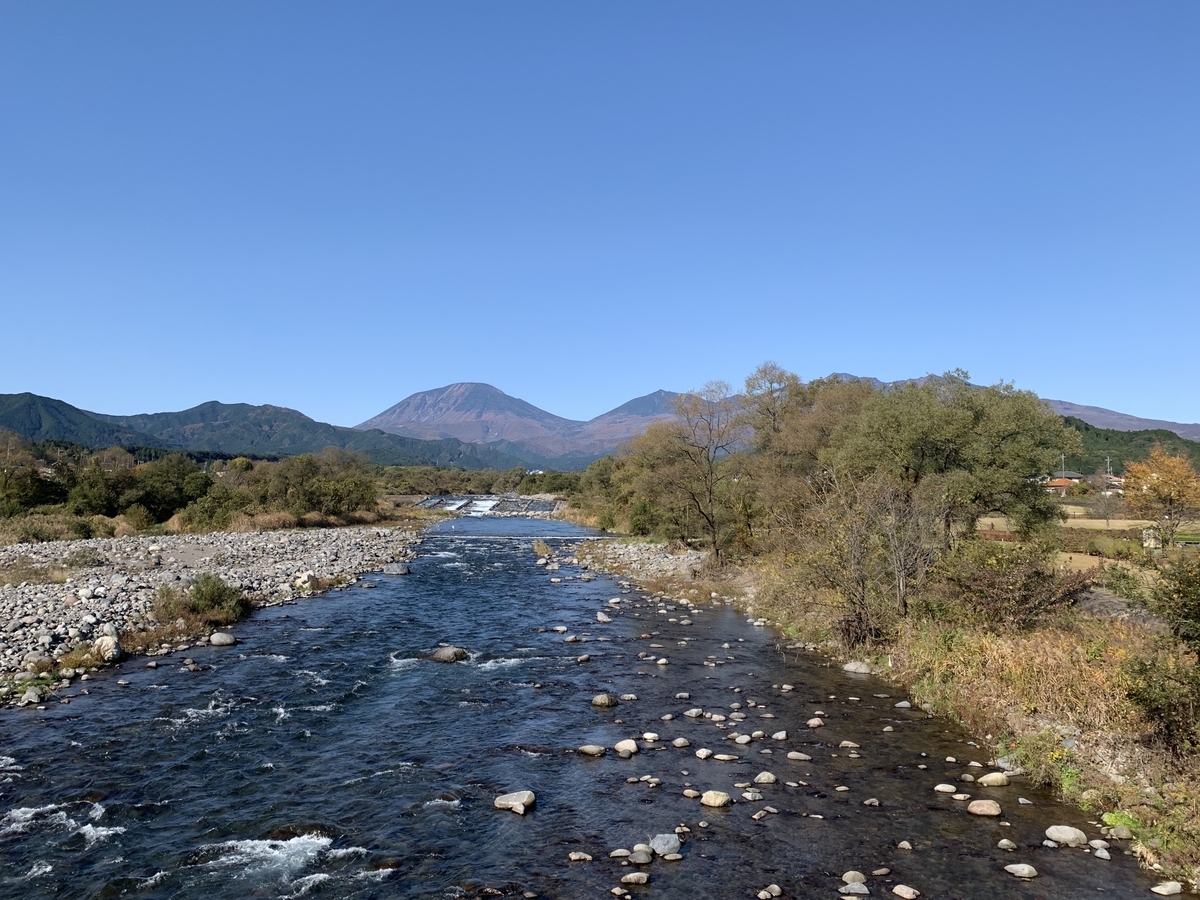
(0, 526, 420, 688)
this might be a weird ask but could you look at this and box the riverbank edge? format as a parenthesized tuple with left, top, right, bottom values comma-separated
(0, 523, 428, 709)
(572, 535, 1199, 887)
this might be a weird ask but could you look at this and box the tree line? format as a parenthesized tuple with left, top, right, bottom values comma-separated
(570, 366, 1200, 648)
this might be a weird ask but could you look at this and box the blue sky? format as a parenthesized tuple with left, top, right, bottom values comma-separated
(2, 3, 1197, 426)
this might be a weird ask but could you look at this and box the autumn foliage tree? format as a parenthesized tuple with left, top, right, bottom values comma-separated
(1124, 446, 1200, 545)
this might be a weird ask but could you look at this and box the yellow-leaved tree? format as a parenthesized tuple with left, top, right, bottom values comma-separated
(1124, 446, 1200, 545)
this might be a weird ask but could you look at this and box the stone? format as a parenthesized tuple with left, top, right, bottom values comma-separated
(650, 833, 681, 856)
(1004, 864, 1038, 878)
(568, 851, 592, 861)
(92, 634, 122, 663)
(1094, 848, 1111, 860)
(429, 646, 467, 663)
(700, 790, 730, 807)
(894, 701, 911, 709)
(787, 751, 812, 761)
(382, 563, 410, 575)
(976, 771, 1010, 787)
(596, 611, 613, 623)
(614, 739, 639, 755)
(771, 731, 787, 740)
(621, 872, 649, 885)
(493, 790, 535, 814)
(843, 660, 872, 673)
(839, 741, 860, 749)
(578, 744, 606, 757)
(592, 693, 619, 708)
(998, 839, 1017, 850)
(209, 632, 236, 647)
(842, 871, 867, 884)
(1151, 883, 1183, 896)
(892, 887, 920, 899)
(807, 717, 825, 728)
(673, 738, 690, 748)
(934, 784, 956, 793)
(839, 884, 869, 895)
(695, 748, 713, 759)
(897, 841, 912, 850)
(968, 800, 1001, 816)
(1045, 825, 1087, 847)
(754, 771, 777, 784)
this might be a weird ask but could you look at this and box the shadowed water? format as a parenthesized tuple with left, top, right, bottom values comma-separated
(0, 518, 1156, 898)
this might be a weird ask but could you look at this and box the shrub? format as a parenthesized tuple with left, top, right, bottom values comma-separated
(940, 540, 1095, 629)
(1122, 647, 1200, 754)
(1097, 562, 1147, 602)
(154, 573, 250, 629)
(1146, 556, 1200, 651)
(63, 546, 104, 568)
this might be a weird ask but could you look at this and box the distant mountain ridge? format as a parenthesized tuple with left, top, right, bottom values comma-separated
(356, 382, 680, 467)
(0, 393, 523, 470)
(1046, 400, 1200, 442)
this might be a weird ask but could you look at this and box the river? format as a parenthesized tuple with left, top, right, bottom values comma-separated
(0, 518, 1156, 898)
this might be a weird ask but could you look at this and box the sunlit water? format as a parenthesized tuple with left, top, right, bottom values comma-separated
(1, 518, 1155, 898)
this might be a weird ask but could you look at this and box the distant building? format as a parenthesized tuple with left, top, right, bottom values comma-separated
(1045, 477, 1078, 496)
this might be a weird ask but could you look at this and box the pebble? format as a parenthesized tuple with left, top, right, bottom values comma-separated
(568, 852, 593, 861)
(968, 800, 1001, 816)
(892, 886, 920, 899)
(614, 739, 639, 755)
(998, 839, 1017, 851)
(842, 871, 867, 884)
(621, 872, 649, 885)
(578, 744, 606, 757)
(976, 772, 1009, 787)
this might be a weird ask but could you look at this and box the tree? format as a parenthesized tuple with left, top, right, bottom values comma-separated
(1124, 446, 1200, 546)
(626, 382, 744, 562)
(828, 372, 1081, 539)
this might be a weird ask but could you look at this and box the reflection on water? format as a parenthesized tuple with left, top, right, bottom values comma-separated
(0, 519, 1154, 898)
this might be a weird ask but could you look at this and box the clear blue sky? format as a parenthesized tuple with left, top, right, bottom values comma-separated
(2, 3, 1197, 426)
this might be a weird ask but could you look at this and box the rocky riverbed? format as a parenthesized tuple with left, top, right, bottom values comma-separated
(0, 526, 420, 704)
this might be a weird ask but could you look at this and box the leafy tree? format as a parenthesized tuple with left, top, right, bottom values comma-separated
(829, 372, 1080, 539)
(628, 382, 744, 561)
(1123, 446, 1200, 546)
(1145, 556, 1200, 651)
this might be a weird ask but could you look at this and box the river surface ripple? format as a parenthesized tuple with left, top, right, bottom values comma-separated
(1, 518, 1155, 898)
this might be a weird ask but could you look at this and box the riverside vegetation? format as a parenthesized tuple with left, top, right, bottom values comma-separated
(562, 365, 1200, 882)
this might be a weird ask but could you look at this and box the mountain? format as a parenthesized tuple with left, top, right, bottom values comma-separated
(1047, 400, 1200, 442)
(0, 393, 523, 469)
(1064, 416, 1200, 474)
(0, 392, 162, 448)
(357, 383, 680, 467)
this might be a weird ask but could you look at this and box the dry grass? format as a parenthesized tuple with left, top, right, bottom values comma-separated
(0, 556, 68, 586)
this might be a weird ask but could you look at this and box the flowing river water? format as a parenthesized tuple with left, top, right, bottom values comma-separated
(1, 518, 1158, 898)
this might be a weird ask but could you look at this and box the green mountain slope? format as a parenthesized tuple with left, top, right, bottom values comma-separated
(0, 394, 523, 469)
(89, 401, 525, 468)
(0, 392, 161, 447)
(1064, 416, 1200, 474)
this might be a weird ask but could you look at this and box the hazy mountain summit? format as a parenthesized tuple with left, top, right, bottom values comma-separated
(356, 382, 680, 466)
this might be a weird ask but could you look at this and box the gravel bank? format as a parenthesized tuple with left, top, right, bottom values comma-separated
(1, 526, 421, 698)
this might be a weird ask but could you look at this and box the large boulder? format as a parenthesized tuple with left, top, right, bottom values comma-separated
(1045, 825, 1087, 847)
(650, 833, 681, 856)
(92, 631, 122, 663)
(429, 646, 468, 663)
(700, 790, 730, 808)
(494, 790, 535, 815)
(210, 632, 237, 647)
